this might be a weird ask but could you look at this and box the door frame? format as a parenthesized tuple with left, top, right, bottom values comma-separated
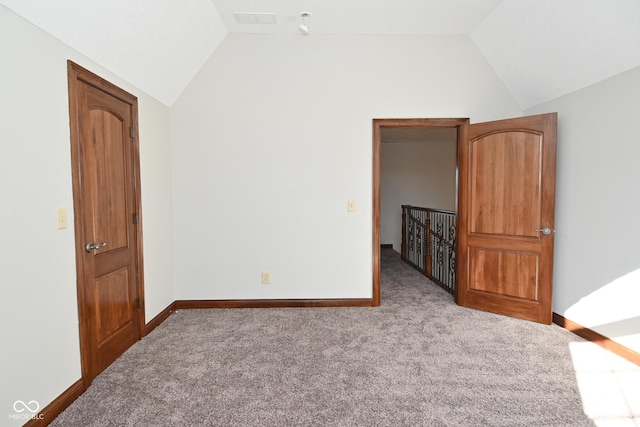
(67, 61, 146, 386)
(372, 118, 469, 305)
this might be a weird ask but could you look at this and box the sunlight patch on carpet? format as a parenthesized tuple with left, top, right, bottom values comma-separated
(569, 341, 640, 426)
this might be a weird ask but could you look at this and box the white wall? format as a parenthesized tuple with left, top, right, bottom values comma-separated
(138, 102, 176, 321)
(526, 66, 640, 354)
(381, 141, 457, 251)
(171, 34, 521, 301)
(0, 6, 174, 424)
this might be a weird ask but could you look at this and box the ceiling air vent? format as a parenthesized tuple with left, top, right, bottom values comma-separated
(234, 13, 277, 24)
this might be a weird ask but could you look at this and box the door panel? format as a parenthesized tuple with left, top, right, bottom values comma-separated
(91, 109, 130, 251)
(68, 61, 144, 383)
(468, 249, 538, 299)
(469, 131, 542, 237)
(95, 267, 132, 343)
(457, 113, 556, 324)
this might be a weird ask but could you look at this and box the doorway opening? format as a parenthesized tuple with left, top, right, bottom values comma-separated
(372, 118, 469, 306)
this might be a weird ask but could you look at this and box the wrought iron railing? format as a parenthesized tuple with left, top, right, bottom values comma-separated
(401, 205, 456, 294)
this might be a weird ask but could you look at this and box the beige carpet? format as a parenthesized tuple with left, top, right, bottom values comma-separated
(50, 249, 638, 426)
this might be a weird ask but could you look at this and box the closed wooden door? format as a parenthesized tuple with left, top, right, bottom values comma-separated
(456, 113, 557, 324)
(68, 61, 144, 382)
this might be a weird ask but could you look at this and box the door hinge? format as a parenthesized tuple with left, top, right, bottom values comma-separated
(136, 297, 142, 309)
(130, 126, 136, 139)
(133, 213, 139, 224)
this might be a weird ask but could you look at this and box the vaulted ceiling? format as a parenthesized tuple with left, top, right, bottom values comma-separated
(2, 0, 639, 108)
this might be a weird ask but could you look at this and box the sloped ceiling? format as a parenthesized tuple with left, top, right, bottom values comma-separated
(0, 0, 227, 106)
(471, 0, 640, 109)
(1, 0, 639, 109)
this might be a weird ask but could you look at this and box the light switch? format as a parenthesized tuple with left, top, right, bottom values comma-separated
(57, 208, 68, 229)
(348, 200, 356, 212)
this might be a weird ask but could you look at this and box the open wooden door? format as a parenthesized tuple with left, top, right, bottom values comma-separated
(456, 113, 557, 324)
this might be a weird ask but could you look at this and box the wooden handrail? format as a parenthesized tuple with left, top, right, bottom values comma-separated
(405, 212, 429, 230)
(401, 204, 455, 215)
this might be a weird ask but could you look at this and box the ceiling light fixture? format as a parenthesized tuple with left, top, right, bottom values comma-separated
(299, 12, 311, 35)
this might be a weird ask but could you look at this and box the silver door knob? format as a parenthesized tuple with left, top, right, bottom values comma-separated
(534, 227, 552, 235)
(86, 242, 107, 253)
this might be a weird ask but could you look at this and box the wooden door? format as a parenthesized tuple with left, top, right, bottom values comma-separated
(68, 61, 144, 382)
(456, 113, 557, 324)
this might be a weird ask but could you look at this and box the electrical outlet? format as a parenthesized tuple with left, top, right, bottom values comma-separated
(261, 272, 271, 285)
(57, 208, 68, 229)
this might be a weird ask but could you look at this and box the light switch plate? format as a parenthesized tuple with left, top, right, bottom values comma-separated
(57, 208, 68, 229)
(348, 200, 356, 212)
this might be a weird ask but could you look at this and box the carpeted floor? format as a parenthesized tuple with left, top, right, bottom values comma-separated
(50, 249, 637, 426)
